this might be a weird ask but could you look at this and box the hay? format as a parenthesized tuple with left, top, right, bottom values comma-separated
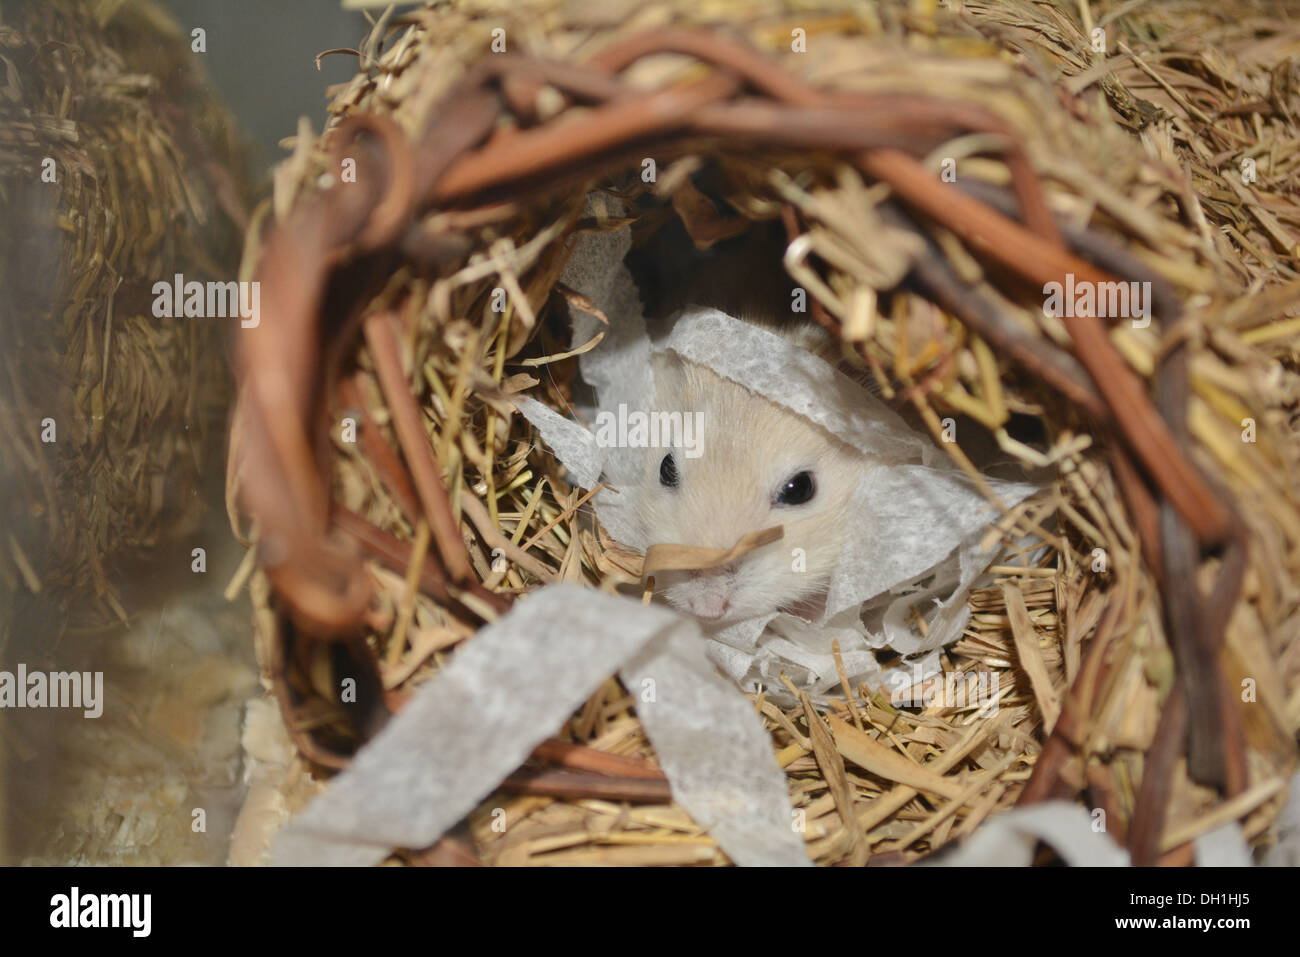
(0, 0, 247, 627)
(232, 0, 1300, 865)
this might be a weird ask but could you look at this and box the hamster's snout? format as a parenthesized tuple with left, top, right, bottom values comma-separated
(688, 592, 730, 620)
(678, 563, 739, 621)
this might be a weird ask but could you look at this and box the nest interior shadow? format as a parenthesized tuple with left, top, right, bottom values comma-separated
(227, 0, 1300, 866)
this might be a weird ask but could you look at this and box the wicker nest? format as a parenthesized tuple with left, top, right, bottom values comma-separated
(0, 0, 247, 626)
(230, 0, 1300, 865)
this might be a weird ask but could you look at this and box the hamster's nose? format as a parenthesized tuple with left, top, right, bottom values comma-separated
(688, 592, 731, 620)
(683, 563, 737, 619)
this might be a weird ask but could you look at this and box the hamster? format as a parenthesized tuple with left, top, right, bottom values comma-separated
(629, 318, 868, 625)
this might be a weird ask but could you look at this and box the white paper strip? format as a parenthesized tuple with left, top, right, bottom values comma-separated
(925, 801, 1131, 867)
(1262, 771, 1300, 867)
(621, 624, 810, 866)
(931, 801, 1268, 868)
(273, 585, 808, 866)
(514, 395, 603, 491)
(1195, 821, 1252, 867)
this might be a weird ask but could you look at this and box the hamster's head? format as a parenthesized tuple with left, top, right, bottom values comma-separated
(630, 350, 865, 624)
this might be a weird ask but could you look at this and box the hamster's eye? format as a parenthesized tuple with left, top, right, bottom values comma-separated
(659, 453, 679, 489)
(775, 470, 816, 506)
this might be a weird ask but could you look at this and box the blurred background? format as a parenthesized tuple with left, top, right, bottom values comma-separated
(158, 0, 371, 172)
(0, 0, 380, 865)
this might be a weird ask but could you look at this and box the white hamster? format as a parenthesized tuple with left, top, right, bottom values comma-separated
(629, 317, 868, 625)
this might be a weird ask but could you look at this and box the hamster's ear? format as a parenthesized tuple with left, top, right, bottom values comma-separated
(648, 348, 688, 396)
(833, 354, 886, 399)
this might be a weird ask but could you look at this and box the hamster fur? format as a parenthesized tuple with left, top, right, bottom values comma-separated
(630, 318, 867, 624)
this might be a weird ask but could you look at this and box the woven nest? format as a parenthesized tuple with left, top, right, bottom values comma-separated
(0, 0, 247, 626)
(230, 0, 1300, 866)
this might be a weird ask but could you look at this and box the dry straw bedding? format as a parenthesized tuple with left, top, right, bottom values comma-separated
(230, 0, 1300, 865)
